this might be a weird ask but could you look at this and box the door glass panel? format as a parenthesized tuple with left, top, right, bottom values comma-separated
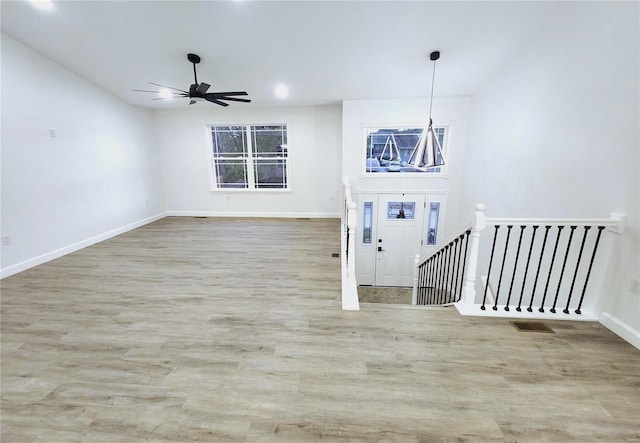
(387, 202, 415, 219)
(363, 202, 373, 243)
(426, 202, 440, 245)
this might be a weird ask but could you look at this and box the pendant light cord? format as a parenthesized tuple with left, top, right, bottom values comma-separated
(428, 60, 437, 123)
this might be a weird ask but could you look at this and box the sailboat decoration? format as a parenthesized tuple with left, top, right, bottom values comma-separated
(408, 51, 445, 170)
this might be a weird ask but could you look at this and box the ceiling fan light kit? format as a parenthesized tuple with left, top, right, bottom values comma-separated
(133, 53, 251, 107)
(408, 50, 445, 171)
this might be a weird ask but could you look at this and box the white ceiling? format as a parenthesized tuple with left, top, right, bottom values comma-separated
(2, 1, 564, 108)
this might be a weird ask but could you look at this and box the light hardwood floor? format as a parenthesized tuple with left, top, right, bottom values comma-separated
(2, 217, 639, 442)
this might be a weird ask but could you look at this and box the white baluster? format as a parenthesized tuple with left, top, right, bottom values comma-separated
(461, 203, 487, 306)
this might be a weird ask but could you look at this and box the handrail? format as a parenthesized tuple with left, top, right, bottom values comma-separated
(416, 221, 473, 267)
(486, 217, 623, 232)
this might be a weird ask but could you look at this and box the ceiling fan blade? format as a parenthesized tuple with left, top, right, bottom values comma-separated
(214, 96, 252, 103)
(149, 82, 188, 93)
(196, 82, 210, 94)
(206, 91, 249, 97)
(149, 94, 188, 100)
(132, 89, 162, 93)
(205, 96, 230, 107)
(189, 100, 197, 105)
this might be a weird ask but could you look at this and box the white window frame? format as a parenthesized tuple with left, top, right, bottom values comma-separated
(207, 124, 290, 192)
(361, 123, 451, 177)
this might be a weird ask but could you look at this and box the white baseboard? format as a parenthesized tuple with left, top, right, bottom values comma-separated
(166, 211, 340, 219)
(0, 212, 167, 279)
(454, 302, 598, 321)
(599, 312, 640, 350)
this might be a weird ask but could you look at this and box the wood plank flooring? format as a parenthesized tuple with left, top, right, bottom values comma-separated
(2, 217, 639, 442)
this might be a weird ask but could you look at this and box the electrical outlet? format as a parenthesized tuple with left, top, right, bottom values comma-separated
(1, 236, 10, 246)
(631, 279, 640, 296)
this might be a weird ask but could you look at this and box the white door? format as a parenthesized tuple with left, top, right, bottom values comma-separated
(374, 194, 426, 286)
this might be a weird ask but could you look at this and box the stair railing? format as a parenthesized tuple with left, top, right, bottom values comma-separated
(457, 204, 624, 319)
(412, 222, 473, 306)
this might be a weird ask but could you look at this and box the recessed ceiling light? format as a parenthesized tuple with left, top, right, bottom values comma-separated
(275, 83, 289, 99)
(29, 0, 55, 11)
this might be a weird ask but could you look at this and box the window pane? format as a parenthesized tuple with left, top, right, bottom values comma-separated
(253, 159, 286, 189)
(215, 159, 248, 188)
(363, 202, 373, 243)
(387, 202, 415, 219)
(427, 202, 440, 245)
(365, 126, 445, 173)
(252, 125, 287, 157)
(212, 126, 247, 157)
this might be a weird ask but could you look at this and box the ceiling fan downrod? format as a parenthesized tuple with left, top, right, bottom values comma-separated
(188, 53, 200, 85)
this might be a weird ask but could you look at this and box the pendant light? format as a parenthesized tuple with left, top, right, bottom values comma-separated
(379, 134, 401, 164)
(408, 51, 445, 170)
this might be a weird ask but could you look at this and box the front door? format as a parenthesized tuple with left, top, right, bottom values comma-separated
(374, 194, 426, 286)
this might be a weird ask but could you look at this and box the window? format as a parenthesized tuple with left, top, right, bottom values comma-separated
(387, 202, 416, 219)
(209, 125, 288, 190)
(362, 202, 373, 243)
(364, 126, 446, 174)
(426, 202, 440, 245)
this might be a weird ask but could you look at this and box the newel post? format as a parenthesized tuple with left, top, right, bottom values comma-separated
(412, 254, 420, 305)
(461, 203, 487, 306)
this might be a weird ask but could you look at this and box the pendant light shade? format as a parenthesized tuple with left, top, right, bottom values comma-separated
(408, 51, 445, 170)
(409, 118, 444, 169)
(380, 134, 401, 163)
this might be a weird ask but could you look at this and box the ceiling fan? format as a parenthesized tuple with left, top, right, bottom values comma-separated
(133, 53, 251, 107)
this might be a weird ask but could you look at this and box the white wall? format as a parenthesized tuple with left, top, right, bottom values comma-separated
(1, 34, 165, 277)
(156, 105, 342, 217)
(342, 96, 472, 237)
(461, 3, 639, 346)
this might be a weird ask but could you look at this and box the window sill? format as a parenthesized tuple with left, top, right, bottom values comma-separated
(360, 173, 450, 179)
(209, 188, 292, 193)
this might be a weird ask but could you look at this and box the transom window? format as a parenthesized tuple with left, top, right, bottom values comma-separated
(209, 125, 288, 190)
(364, 126, 446, 174)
